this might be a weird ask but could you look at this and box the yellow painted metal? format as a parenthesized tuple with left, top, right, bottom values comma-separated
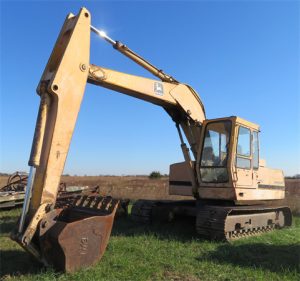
(170, 84, 205, 124)
(235, 116, 260, 131)
(88, 65, 178, 107)
(28, 93, 50, 167)
(21, 203, 48, 245)
(29, 8, 91, 212)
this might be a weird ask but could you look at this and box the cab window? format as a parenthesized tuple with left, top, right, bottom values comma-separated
(236, 126, 251, 169)
(253, 131, 259, 169)
(200, 121, 231, 183)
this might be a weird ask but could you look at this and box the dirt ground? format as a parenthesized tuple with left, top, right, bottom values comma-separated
(1, 175, 299, 213)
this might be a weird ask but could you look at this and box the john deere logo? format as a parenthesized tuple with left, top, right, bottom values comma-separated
(154, 82, 164, 96)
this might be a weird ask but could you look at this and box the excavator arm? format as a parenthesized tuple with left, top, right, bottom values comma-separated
(12, 7, 205, 271)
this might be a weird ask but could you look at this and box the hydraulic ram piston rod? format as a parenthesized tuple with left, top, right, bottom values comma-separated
(18, 166, 36, 233)
(90, 25, 178, 83)
(90, 25, 116, 45)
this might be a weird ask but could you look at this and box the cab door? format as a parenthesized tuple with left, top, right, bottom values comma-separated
(235, 126, 253, 187)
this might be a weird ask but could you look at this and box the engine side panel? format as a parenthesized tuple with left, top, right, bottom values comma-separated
(169, 162, 193, 196)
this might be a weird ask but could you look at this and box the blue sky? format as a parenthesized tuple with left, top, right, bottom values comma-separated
(0, 0, 299, 176)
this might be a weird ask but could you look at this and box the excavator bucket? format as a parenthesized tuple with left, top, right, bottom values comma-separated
(38, 196, 119, 272)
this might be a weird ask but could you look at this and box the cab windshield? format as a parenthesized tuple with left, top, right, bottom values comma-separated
(200, 121, 232, 183)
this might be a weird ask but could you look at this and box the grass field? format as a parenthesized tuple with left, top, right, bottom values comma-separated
(1, 207, 299, 281)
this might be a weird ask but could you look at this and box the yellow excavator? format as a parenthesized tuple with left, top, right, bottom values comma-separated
(11, 8, 292, 272)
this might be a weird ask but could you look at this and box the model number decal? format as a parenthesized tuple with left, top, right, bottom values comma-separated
(154, 82, 164, 96)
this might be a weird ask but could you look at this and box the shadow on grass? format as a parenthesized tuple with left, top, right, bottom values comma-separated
(0, 214, 43, 278)
(112, 216, 200, 242)
(0, 212, 20, 235)
(0, 249, 42, 278)
(196, 243, 300, 273)
(113, 217, 300, 273)
(0, 220, 18, 235)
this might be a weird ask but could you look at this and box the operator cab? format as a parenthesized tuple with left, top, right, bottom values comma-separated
(170, 116, 258, 197)
(170, 116, 285, 201)
(196, 116, 260, 188)
(194, 116, 284, 201)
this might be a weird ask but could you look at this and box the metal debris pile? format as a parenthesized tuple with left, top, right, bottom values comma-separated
(1, 172, 130, 215)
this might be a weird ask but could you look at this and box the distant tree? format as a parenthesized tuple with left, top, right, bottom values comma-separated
(285, 174, 300, 179)
(149, 171, 162, 179)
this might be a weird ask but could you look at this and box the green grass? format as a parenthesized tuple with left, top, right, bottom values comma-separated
(0, 208, 299, 281)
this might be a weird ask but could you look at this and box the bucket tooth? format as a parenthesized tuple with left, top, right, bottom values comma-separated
(79, 195, 89, 207)
(84, 196, 95, 208)
(92, 196, 104, 209)
(73, 195, 82, 206)
(96, 197, 105, 209)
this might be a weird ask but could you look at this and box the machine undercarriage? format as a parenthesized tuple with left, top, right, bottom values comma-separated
(131, 199, 292, 242)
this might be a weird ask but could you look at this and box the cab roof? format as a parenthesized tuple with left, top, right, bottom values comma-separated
(205, 116, 260, 131)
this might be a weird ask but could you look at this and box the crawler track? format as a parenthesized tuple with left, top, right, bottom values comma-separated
(196, 205, 292, 241)
(131, 200, 156, 223)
